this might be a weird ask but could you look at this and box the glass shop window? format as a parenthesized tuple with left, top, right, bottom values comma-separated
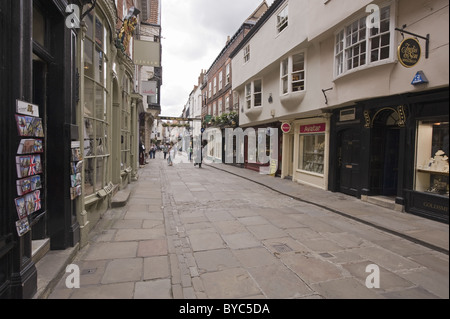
(299, 134, 325, 175)
(415, 120, 449, 196)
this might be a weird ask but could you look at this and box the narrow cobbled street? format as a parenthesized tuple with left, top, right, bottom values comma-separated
(48, 152, 449, 299)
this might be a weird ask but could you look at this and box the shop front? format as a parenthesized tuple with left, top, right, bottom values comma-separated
(329, 89, 448, 223)
(1, 0, 81, 298)
(288, 119, 330, 190)
(243, 123, 282, 176)
(79, 1, 142, 247)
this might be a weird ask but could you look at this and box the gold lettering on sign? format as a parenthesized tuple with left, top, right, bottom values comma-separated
(398, 38, 422, 68)
(423, 202, 449, 212)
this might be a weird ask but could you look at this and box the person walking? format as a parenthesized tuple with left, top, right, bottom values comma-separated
(163, 144, 168, 160)
(139, 140, 145, 167)
(149, 144, 156, 159)
(167, 145, 173, 166)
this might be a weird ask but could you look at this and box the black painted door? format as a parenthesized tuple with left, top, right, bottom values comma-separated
(339, 129, 361, 197)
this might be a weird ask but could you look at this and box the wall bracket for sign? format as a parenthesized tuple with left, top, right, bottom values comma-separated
(321, 88, 333, 105)
(395, 26, 430, 59)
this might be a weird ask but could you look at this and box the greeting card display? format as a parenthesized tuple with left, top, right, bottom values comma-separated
(14, 197, 28, 219)
(15, 115, 44, 137)
(16, 155, 42, 178)
(71, 160, 83, 175)
(16, 218, 31, 237)
(23, 190, 41, 215)
(17, 139, 43, 154)
(72, 148, 82, 162)
(70, 142, 83, 200)
(17, 175, 42, 196)
(70, 185, 82, 200)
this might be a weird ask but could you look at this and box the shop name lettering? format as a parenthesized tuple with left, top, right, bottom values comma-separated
(65, 5, 81, 29)
(301, 125, 324, 133)
(423, 202, 449, 212)
(179, 303, 269, 316)
(400, 43, 420, 63)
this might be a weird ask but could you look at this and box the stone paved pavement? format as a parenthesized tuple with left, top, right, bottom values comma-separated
(47, 152, 449, 299)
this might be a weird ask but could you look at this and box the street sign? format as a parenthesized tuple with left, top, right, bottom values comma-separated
(281, 122, 291, 134)
(411, 71, 429, 85)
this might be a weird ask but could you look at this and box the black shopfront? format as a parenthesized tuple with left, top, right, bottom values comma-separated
(1, 0, 81, 298)
(329, 88, 449, 224)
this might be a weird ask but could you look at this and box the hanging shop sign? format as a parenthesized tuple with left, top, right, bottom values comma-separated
(281, 122, 292, 134)
(398, 38, 421, 68)
(142, 81, 157, 96)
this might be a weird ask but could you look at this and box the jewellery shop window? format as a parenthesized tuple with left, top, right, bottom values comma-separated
(415, 120, 449, 197)
(299, 134, 325, 175)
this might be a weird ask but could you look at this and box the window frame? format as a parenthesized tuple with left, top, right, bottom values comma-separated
(226, 64, 231, 85)
(83, 10, 110, 197)
(276, 5, 289, 34)
(244, 45, 250, 63)
(219, 71, 223, 91)
(245, 79, 263, 109)
(334, 3, 395, 78)
(121, 75, 132, 171)
(280, 52, 306, 96)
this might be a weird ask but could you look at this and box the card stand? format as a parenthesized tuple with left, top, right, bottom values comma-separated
(70, 143, 83, 200)
(14, 101, 45, 236)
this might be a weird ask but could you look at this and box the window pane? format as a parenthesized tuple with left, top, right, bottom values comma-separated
(282, 78, 288, 94)
(84, 79, 95, 117)
(95, 157, 105, 191)
(84, 118, 95, 157)
(85, 12, 94, 39)
(301, 135, 325, 174)
(95, 16, 103, 47)
(95, 85, 104, 120)
(293, 53, 304, 72)
(84, 158, 95, 195)
(96, 124, 105, 156)
(84, 40, 94, 79)
(380, 46, 390, 60)
(94, 48, 102, 83)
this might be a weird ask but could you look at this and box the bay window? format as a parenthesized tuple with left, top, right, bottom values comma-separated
(335, 4, 393, 77)
(245, 80, 263, 109)
(121, 76, 131, 171)
(280, 52, 305, 95)
(83, 11, 110, 196)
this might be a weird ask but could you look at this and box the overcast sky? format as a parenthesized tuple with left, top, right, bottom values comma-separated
(160, 0, 274, 117)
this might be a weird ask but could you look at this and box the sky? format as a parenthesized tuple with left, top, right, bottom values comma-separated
(160, 0, 274, 117)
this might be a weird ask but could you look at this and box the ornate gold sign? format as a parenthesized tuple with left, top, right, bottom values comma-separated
(398, 38, 421, 68)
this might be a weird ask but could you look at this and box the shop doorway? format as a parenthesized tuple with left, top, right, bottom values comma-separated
(284, 134, 294, 180)
(30, 3, 50, 259)
(338, 128, 361, 197)
(370, 109, 400, 196)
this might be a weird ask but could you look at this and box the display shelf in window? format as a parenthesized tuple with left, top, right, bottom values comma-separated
(415, 120, 449, 197)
